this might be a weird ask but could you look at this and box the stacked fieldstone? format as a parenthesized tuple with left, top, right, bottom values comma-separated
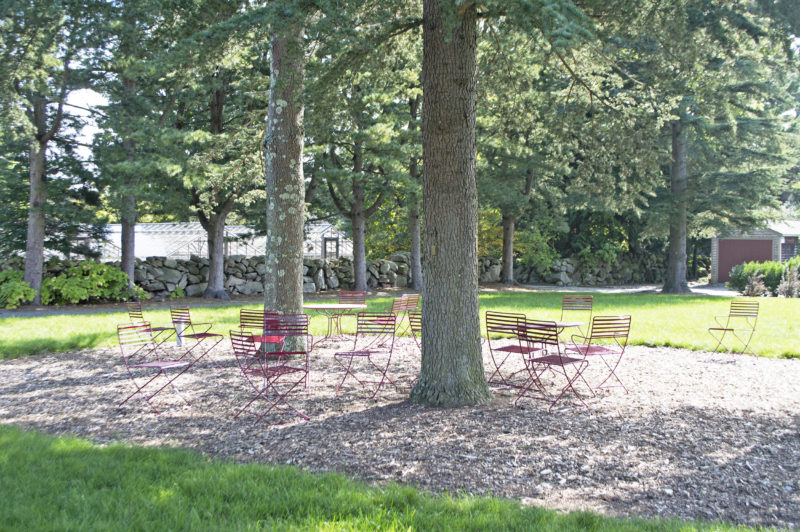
(1, 250, 666, 299)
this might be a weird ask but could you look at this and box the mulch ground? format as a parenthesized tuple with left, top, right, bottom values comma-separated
(1, 337, 798, 529)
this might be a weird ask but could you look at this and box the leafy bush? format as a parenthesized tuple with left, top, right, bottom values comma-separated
(728, 259, 797, 296)
(170, 286, 185, 299)
(0, 270, 36, 309)
(515, 229, 557, 271)
(40, 261, 144, 305)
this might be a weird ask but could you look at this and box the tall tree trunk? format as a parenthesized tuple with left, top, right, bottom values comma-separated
(408, 94, 423, 291)
(409, 204, 423, 290)
(501, 214, 515, 285)
(411, 0, 491, 407)
(23, 137, 47, 305)
(264, 21, 306, 321)
(663, 120, 692, 294)
(200, 206, 232, 300)
(351, 210, 368, 291)
(120, 76, 137, 290)
(120, 193, 136, 289)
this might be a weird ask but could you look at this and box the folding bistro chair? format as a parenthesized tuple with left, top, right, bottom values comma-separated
(382, 296, 410, 333)
(708, 299, 758, 355)
(117, 322, 194, 413)
(126, 301, 176, 344)
(334, 312, 398, 398)
(170, 306, 224, 368)
(230, 314, 310, 425)
(565, 315, 631, 393)
(240, 308, 284, 351)
(514, 320, 591, 411)
(408, 309, 422, 353)
(328, 290, 367, 336)
(484, 311, 541, 387)
(560, 295, 593, 336)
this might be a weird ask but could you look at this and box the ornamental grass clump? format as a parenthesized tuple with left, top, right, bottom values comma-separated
(777, 265, 800, 298)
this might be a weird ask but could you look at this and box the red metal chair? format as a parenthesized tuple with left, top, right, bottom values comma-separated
(334, 312, 398, 398)
(230, 314, 310, 425)
(708, 300, 758, 355)
(565, 315, 631, 393)
(514, 320, 591, 411)
(484, 311, 542, 387)
(560, 295, 593, 336)
(126, 302, 176, 344)
(408, 309, 422, 353)
(117, 322, 194, 413)
(328, 290, 367, 336)
(239, 308, 284, 351)
(169, 306, 224, 368)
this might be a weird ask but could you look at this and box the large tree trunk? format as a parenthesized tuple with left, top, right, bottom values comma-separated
(408, 94, 423, 291)
(119, 76, 138, 290)
(264, 22, 306, 321)
(408, 204, 423, 290)
(663, 120, 692, 294)
(410, 0, 491, 407)
(501, 214, 515, 285)
(23, 137, 47, 305)
(351, 210, 368, 291)
(120, 193, 136, 288)
(200, 208, 232, 300)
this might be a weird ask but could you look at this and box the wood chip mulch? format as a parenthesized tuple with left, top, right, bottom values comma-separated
(1, 338, 798, 529)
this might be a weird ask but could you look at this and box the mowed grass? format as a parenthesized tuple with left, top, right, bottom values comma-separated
(1, 291, 797, 360)
(0, 425, 751, 531)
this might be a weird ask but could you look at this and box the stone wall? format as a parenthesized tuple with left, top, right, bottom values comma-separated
(1, 251, 666, 299)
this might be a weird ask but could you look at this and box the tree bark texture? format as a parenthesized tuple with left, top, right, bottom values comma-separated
(351, 208, 368, 291)
(120, 76, 138, 289)
(263, 22, 306, 318)
(501, 215, 515, 285)
(120, 193, 137, 289)
(408, 204, 423, 290)
(663, 120, 692, 294)
(199, 203, 233, 300)
(408, 94, 423, 291)
(24, 137, 47, 305)
(410, 0, 491, 407)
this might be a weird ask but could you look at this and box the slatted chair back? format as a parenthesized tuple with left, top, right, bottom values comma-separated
(588, 315, 631, 340)
(118, 322, 156, 361)
(354, 312, 396, 350)
(386, 297, 407, 314)
(560, 295, 593, 331)
(230, 329, 258, 357)
(339, 290, 367, 305)
(127, 302, 145, 322)
(239, 309, 279, 333)
(485, 311, 526, 338)
(729, 300, 759, 318)
(402, 294, 420, 310)
(517, 320, 560, 351)
(408, 310, 422, 351)
(170, 305, 192, 326)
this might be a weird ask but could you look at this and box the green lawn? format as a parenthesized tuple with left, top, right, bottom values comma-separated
(0, 425, 750, 531)
(1, 291, 797, 360)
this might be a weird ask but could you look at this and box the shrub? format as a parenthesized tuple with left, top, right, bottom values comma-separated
(0, 270, 36, 309)
(727, 260, 788, 296)
(40, 261, 144, 305)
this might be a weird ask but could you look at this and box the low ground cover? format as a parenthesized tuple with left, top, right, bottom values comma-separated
(0, 425, 754, 531)
(0, 291, 797, 360)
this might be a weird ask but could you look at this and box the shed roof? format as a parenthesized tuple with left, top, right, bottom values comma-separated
(767, 220, 800, 237)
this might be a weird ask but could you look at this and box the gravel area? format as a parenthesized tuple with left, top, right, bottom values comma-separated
(0, 338, 798, 529)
